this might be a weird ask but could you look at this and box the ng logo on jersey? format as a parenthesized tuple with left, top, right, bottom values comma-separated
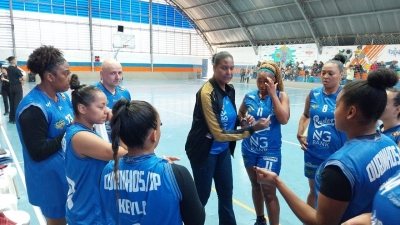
(311, 104, 319, 109)
(54, 119, 66, 130)
(60, 93, 66, 100)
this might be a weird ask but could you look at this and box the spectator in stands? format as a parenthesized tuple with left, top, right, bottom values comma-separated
(379, 61, 387, 69)
(354, 62, 364, 74)
(240, 67, 246, 82)
(389, 60, 399, 71)
(312, 61, 318, 76)
(286, 66, 293, 81)
(370, 61, 378, 71)
(317, 61, 324, 74)
(246, 68, 251, 83)
(346, 65, 355, 84)
(1, 64, 10, 115)
(16, 46, 73, 225)
(299, 61, 305, 71)
(304, 70, 310, 82)
(253, 66, 258, 79)
(292, 65, 298, 80)
(6, 56, 24, 124)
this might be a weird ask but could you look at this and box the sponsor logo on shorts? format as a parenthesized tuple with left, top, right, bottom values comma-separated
(306, 169, 314, 176)
(263, 156, 278, 162)
(305, 161, 319, 168)
(243, 157, 248, 165)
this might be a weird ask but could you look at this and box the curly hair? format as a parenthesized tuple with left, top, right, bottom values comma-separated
(26, 45, 66, 79)
(258, 61, 284, 91)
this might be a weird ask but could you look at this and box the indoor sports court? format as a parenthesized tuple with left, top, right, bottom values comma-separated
(1, 78, 317, 225)
(0, 0, 399, 224)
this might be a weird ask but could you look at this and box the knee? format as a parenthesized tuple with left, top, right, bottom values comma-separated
(261, 185, 277, 202)
(250, 181, 261, 191)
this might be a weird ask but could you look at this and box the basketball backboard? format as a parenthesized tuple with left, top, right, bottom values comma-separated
(113, 33, 135, 49)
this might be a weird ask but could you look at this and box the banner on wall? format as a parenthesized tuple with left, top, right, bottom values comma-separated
(259, 44, 400, 67)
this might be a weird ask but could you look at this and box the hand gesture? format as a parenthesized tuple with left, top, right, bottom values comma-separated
(240, 114, 255, 128)
(297, 135, 308, 151)
(162, 155, 181, 164)
(253, 166, 278, 186)
(105, 107, 113, 121)
(252, 116, 271, 131)
(265, 77, 278, 96)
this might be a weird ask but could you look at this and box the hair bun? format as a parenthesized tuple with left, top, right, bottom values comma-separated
(367, 68, 398, 89)
(332, 54, 346, 64)
(69, 74, 81, 90)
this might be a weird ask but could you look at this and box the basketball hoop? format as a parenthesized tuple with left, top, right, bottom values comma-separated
(113, 33, 135, 60)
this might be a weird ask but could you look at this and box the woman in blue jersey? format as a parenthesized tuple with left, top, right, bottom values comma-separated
(297, 54, 348, 208)
(16, 46, 74, 225)
(238, 61, 290, 225)
(379, 78, 400, 146)
(254, 69, 400, 224)
(63, 74, 127, 225)
(342, 169, 400, 225)
(100, 99, 205, 224)
(185, 51, 270, 225)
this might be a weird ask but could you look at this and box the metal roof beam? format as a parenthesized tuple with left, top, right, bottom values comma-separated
(166, 0, 215, 55)
(294, 0, 322, 54)
(182, 0, 220, 10)
(194, 2, 297, 22)
(212, 33, 400, 47)
(312, 8, 400, 21)
(220, 0, 258, 54)
(202, 19, 304, 33)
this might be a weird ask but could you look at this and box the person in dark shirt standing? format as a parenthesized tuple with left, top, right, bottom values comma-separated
(6, 56, 24, 124)
(1, 64, 10, 115)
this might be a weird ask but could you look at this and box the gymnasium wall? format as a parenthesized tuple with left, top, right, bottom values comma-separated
(0, 0, 211, 74)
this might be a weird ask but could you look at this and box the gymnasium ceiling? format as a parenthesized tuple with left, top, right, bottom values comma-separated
(167, 0, 400, 53)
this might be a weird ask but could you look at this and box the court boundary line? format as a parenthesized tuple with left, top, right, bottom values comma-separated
(1, 125, 46, 225)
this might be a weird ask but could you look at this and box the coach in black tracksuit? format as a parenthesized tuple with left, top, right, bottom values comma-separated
(6, 56, 24, 124)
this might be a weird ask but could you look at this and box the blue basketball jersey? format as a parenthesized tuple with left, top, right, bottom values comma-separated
(242, 90, 282, 155)
(371, 169, 400, 224)
(315, 133, 400, 222)
(380, 124, 400, 145)
(93, 82, 131, 109)
(93, 82, 131, 140)
(16, 86, 74, 208)
(307, 86, 347, 160)
(210, 96, 237, 154)
(100, 154, 183, 224)
(63, 123, 113, 225)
